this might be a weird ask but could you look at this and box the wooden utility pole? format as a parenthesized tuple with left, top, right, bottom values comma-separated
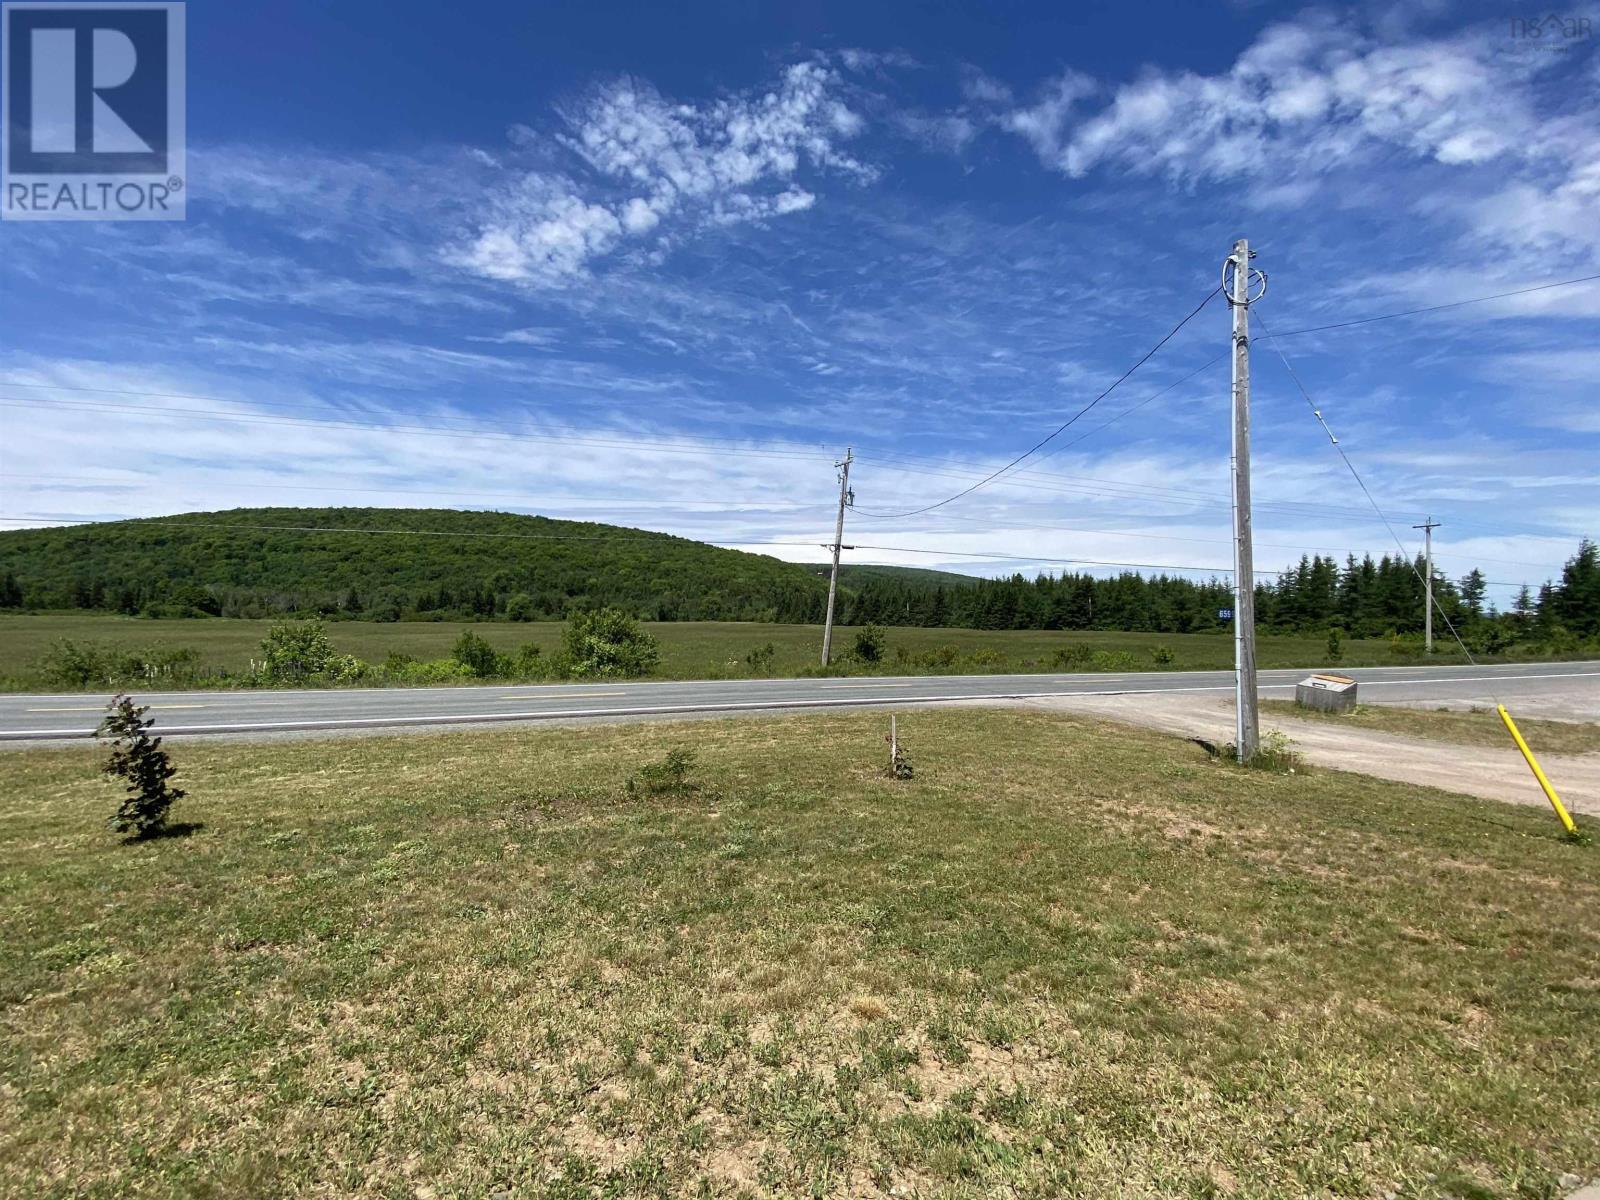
(820, 447, 853, 666)
(1227, 239, 1261, 763)
(1413, 517, 1440, 653)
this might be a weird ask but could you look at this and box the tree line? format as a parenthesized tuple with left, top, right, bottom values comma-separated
(836, 541, 1600, 646)
(0, 506, 1594, 646)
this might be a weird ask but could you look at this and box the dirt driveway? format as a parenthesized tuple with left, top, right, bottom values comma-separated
(1004, 691, 1600, 817)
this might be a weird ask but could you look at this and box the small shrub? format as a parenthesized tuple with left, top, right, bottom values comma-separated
(383, 651, 418, 674)
(745, 642, 776, 671)
(888, 741, 914, 780)
(916, 644, 961, 671)
(259, 620, 335, 681)
(1212, 728, 1304, 774)
(384, 658, 475, 684)
(1326, 627, 1343, 662)
(564, 608, 661, 678)
(627, 747, 697, 797)
(1388, 634, 1423, 659)
(1090, 650, 1138, 671)
(38, 638, 108, 687)
(1150, 644, 1176, 666)
(852, 624, 886, 664)
(37, 640, 206, 688)
(1050, 644, 1093, 670)
(452, 629, 503, 678)
(97, 694, 184, 840)
(966, 648, 1007, 670)
(509, 642, 546, 677)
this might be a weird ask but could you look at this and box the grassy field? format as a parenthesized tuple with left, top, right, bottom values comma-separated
(1261, 701, 1600, 756)
(2, 709, 1596, 1198)
(0, 612, 1568, 692)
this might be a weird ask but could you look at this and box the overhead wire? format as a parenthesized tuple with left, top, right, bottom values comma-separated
(1253, 310, 1484, 667)
(853, 286, 1222, 518)
(1261, 272, 1600, 340)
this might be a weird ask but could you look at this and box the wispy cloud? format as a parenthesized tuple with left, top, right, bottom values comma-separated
(451, 61, 873, 287)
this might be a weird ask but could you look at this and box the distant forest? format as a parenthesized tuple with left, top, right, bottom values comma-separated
(0, 508, 1595, 645)
(843, 543, 1600, 648)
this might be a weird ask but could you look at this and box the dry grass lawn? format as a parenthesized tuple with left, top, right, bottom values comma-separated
(2, 709, 1597, 1198)
(1261, 700, 1600, 756)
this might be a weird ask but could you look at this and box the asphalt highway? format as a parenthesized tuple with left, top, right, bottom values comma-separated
(2, 660, 1597, 744)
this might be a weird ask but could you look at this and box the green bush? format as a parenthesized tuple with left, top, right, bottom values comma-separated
(1326, 627, 1343, 662)
(452, 630, 503, 678)
(1090, 650, 1139, 671)
(37, 639, 204, 688)
(383, 658, 475, 684)
(966, 648, 1007, 670)
(97, 694, 184, 840)
(1150, 645, 1176, 666)
(259, 620, 335, 681)
(915, 644, 961, 671)
(745, 642, 776, 671)
(1050, 644, 1093, 670)
(505, 593, 535, 622)
(563, 608, 660, 678)
(509, 642, 546, 677)
(852, 624, 887, 664)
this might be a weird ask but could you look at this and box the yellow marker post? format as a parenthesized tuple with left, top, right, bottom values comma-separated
(1497, 705, 1578, 835)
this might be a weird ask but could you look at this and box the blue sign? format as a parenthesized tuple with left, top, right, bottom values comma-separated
(1218, 608, 1233, 621)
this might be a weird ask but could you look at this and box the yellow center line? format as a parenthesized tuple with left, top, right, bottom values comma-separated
(500, 691, 627, 699)
(26, 704, 210, 712)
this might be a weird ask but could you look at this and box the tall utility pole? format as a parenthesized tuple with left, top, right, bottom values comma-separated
(1226, 239, 1262, 763)
(1413, 517, 1440, 653)
(820, 447, 853, 666)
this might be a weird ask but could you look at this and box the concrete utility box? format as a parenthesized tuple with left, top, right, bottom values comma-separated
(1296, 673, 1357, 713)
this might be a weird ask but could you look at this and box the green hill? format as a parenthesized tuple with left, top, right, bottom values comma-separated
(0, 507, 830, 623)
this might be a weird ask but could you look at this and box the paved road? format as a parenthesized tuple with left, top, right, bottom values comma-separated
(2, 661, 1596, 744)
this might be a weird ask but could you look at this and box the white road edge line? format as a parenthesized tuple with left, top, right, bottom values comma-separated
(2, 668, 1595, 741)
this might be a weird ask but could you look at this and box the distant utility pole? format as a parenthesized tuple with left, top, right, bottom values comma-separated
(1413, 517, 1441, 653)
(820, 447, 854, 666)
(1226, 238, 1265, 763)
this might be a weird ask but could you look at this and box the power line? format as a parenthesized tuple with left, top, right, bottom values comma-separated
(0, 513, 1250, 572)
(746, 540, 1259, 575)
(1262, 272, 1600, 340)
(0, 397, 834, 466)
(1254, 310, 1483, 667)
(0, 472, 827, 511)
(0, 514, 1537, 586)
(0, 379, 844, 460)
(854, 286, 1222, 518)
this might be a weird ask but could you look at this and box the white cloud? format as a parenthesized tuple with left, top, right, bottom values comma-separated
(991, 15, 1574, 184)
(893, 111, 979, 154)
(454, 61, 872, 287)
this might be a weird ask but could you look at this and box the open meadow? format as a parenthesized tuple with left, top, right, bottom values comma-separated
(0, 612, 1561, 692)
(2, 708, 1595, 1198)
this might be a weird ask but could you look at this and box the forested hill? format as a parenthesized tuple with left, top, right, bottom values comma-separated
(0, 508, 830, 622)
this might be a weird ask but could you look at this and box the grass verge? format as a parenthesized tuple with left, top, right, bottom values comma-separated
(1261, 700, 1600, 756)
(1, 612, 1579, 693)
(2, 710, 1597, 1198)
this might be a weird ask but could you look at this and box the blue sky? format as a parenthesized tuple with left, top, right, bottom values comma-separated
(3, 0, 1598, 603)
